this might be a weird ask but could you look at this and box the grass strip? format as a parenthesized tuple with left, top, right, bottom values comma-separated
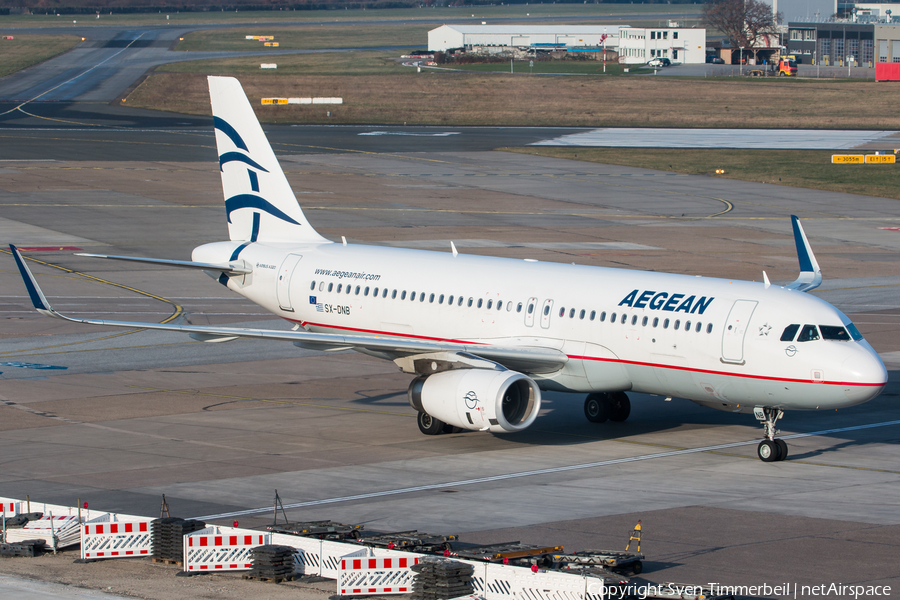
(0, 34, 82, 79)
(503, 147, 900, 201)
(175, 24, 429, 51)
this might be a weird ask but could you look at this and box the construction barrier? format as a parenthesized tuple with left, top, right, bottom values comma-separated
(5, 515, 82, 549)
(81, 514, 154, 560)
(269, 532, 325, 576)
(485, 563, 588, 600)
(183, 526, 268, 572)
(0, 498, 20, 516)
(339, 555, 421, 596)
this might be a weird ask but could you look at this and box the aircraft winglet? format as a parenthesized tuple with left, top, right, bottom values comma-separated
(786, 215, 822, 292)
(9, 244, 55, 316)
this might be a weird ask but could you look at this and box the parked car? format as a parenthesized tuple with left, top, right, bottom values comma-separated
(647, 57, 671, 67)
(706, 55, 725, 64)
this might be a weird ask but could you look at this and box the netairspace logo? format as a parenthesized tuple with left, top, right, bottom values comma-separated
(591, 582, 891, 600)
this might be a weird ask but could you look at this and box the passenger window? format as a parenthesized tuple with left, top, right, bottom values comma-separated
(411, 291, 416, 301)
(338, 284, 343, 293)
(468, 298, 474, 307)
(580, 309, 586, 320)
(559, 307, 566, 318)
(319, 282, 325, 291)
(797, 324, 819, 342)
(401, 291, 407, 300)
(383, 288, 388, 298)
(439, 294, 444, 304)
(543, 305, 550, 316)
(610, 312, 616, 322)
(458, 296, 464, 306)
(430, 293, 435, 303)
(569, 308, 575, 318)
(664, 318, 669, 329)
(373, 287, 378, 296)
(695, 322, 702, 333)
(310, 281, 316, 290)
(621, 314, 627, 324)
(328, 283, 333, 292)
(448, 295, 454, 305)
(392, 289, 397, 299)
(642, 316, 648, 326)
(346, 285, 351, 295)
(674, 320, 681, 330)
(487, 299, 493, 309)
(600, 311, 606, 322)
(652, 317, 658, 328)
(499, 301, 505, 311)
(355, 286, 361, 295)
(780, 324, 800, 342)
(820, 326, 851, 341)
(420, 294, 425, 302)
(364, 286, 369, 296)
(685, 320, 691, 331)
(707, 323, 713, 333)
(477, 299, 483, 308)
(631, 315, 637, 325)
(517, 303, 523, 313)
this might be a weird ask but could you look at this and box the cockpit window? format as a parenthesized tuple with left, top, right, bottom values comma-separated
(796, 324, 820, 342)
(780, 324, 800, 342)
(846, 323, 864, 341)
(820, 326, 851, 341)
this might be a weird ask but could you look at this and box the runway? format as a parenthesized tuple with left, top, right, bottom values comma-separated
(1, 147, 899, 596)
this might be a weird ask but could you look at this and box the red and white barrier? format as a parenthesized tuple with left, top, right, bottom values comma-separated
(0, 499, 20, 516)
(269, 532, 325, 576)
(183, 526, 268, 572)
(484, 563, 588, 600)
(5, 515, 82, 549)
(339, 555, 421, 596)
(81, 516, 153, 560)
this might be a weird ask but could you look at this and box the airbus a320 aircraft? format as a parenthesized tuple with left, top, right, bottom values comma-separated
(11, 76, 886, 463)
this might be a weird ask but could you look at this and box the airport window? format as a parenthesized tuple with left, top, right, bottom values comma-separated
(673, 31, 678, 39)
(355, 286, 361, 295)
(487, 299, 493, 309)
(653, 317, 658, 328)
(820, 325, 851, 341)
(580, 309, 586, 320)
(674, 320, 681, 330)
(685, 320, 691, 331)
(797, 324, 820, 342)
(569, 308, 575, 319)
(790, 30, 802, 40)
(468, 297, 474, 307)
(439, 294, 444, 304)
(327, 283, 333, 292)
(364, 286, 369, 296)
(337, 284, 343, 293)
(780, 324, 800, 341)
(383, 288, 388, 298)
(590, 310, 596, 321)
(401, 291, 407, 300)
(664, 318, 670, 329)
(610, 312, 616, 322)
(695, 322, 702, 333)
(477, 299, 483, 308)
(663, 31, 668, 39)
(559, 307, 566, 318)
(517, 303, 524, 313)
(310, 281, 316, 290)
(805, 30, 816, 40)
(651, 31, 656, 39)
(631, 315, 638, 325)
(392, 289, 398, 299)
(642, 316, 648, 326)
(707, 323, 713, 334)
(430, 293, 435, 303)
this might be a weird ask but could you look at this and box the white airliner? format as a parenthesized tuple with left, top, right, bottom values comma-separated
(10, 76, 886, 463)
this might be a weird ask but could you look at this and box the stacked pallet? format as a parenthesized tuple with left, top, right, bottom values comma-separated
(411, 557, 474, 600)
(150, 518, 206, 563)
(246, 545, 296, 582)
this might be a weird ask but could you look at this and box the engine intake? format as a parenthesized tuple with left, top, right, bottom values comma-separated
(408, 369, 541, 433)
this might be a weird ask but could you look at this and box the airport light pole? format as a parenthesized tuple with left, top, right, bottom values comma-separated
(740, 46, 744, 75)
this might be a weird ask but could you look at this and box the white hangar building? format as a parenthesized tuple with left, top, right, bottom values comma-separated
(618, 26, 707, 64)
(428, 25, 624, 52)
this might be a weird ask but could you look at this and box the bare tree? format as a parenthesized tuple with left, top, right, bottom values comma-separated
(703, 0, 782, 61)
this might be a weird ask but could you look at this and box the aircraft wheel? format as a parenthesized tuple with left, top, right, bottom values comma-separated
(630, 561, 643, 575)
(775, 439, 789, 461)
(584, 393, 609, 423)
(607, 392, 631, 422)
(757, 440, 782, 462)
(417, 411, 444, 435)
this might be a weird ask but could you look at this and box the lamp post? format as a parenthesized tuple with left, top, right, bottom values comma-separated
(740, 46, 744, 75)
(603, 27, 607, 73)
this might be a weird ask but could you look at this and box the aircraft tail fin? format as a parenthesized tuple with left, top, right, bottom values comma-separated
(208, 76, 329, 244)
(786, 215, 822, 292)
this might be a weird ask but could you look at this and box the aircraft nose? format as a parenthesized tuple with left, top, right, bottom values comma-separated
(841, 347, 887, 403)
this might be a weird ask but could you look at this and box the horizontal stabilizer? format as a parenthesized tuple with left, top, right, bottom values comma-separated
(785, 215, 822, 293)
(76, 253, 252, 275)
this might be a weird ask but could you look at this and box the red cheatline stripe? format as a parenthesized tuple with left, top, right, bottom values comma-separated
(295, 322, 885, 388)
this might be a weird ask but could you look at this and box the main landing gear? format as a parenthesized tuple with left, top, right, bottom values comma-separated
(755, 407, 788, 462)
(584, 392, 631, 423)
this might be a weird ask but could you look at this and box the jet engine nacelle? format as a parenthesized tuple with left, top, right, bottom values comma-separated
(408, 369, 541, 433)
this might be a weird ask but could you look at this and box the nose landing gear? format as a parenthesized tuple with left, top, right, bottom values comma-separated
(755, 407, 788, 462)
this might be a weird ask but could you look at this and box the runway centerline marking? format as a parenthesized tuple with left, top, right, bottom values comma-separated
(193, 419, 900, 521)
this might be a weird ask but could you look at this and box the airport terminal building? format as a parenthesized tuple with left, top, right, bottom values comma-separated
(427, 24, 707, 64)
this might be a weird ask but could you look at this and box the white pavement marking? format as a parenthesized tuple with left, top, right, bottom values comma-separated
(193, 419, 900, 521)
(531, 128, 898, 149)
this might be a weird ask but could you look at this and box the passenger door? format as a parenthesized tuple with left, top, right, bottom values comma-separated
(721, 299, 758, 364)
(276, 254, 303, 312)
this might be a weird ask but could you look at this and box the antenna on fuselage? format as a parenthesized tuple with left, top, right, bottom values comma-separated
(763, 271, 770, 289)
(451, 241, 458, 257)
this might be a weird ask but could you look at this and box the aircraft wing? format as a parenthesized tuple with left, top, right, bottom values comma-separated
(9, 245, 566, 375)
